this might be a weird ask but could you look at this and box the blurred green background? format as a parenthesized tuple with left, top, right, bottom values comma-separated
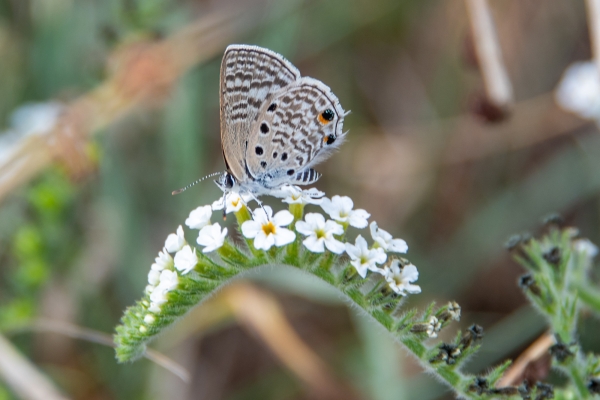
(0, 0, 598, 399)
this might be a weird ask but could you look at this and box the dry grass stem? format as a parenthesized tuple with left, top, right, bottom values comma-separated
(587, 0, 600, 72)
(497, 332, 555, 387)
(465, 0, 514, 110)
(0, 333, 69, 400)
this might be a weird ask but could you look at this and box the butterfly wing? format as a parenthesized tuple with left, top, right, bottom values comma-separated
(220, 45, 301, 182)
(245, 76, 347, 189)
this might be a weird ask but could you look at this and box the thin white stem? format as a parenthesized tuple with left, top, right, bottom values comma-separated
(465, 0, 514, 109)
(0, 333, 68, 400)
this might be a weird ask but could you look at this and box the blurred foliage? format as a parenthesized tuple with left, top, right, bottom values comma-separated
(0, 0, 599, 399)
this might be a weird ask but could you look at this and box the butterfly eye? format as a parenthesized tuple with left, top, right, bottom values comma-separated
(318, 109, 335, 124)
(224, 173, 234, 189)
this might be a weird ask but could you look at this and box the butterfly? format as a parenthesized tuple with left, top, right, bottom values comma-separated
(214, 45, 347, 198)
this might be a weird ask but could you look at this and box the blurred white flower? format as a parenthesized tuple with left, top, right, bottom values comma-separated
(173, 245, 198, 274)
(345, 235, 387, 278)
(321, 195, 370, 228)
(556, 61, 600, 121)
(151, 248, 173, 272)
(212, 193, 252, 214)
(143, 314, 155, 324)
(150, 289, 167, 306)
(147, 269, 160, 286)
(370, 222, 408, 253)
(573, 238, 599, 259)
(158, 270, 179, 291)
(10, 101, 64, 136)
(296, 213, 345, 254)
(196, 223, 228, 253)
(0, 102, 64, 163)
(241, 206, 295, 250)
(149, 270, 179, 311)
(148, 303, 161, 313)
(165, 225, 186, 253)
(275, 185, 325, 205)
(383, 260, 421, 296)
(185, 205, 212, 230)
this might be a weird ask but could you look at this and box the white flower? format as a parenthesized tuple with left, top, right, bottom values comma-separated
(151, 248, 173, 271)
(426, 316, 441, 338)
(173, 245, 198, 274)
(148, 269, 161, 286)
(144, 314, 155, 324)
(383, 260, 421, 296)
(185, 205, 212, 230)
(197, 223, 228, 253)
(212, 193, 253, 214)
(158, 270, 179, 291)
(148, 303, 161, 313)
(345, 235, 387, 278)
(321, 195, 370, 228)
(241, 206, 295, 250)
(150, 288, 168, 306)
(296, 213, 345, 254)
(149, 270, 179, 307)
(275, 185, 325, 205)
(556, 61, 600, 121)
(370, 222, 408, 253)
(165, 225, 186, 253)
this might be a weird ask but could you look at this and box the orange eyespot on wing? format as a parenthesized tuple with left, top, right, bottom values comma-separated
(318, 109, 335, 125)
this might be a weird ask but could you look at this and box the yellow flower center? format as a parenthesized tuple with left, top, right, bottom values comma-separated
(262, 221, 277, 236)
(315, 229, 326, 239)
(231, 198, 240, 207)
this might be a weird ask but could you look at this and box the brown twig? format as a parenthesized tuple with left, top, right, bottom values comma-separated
(7, 319, 190, 383)
(223, 283, 360, 400)
(465, 0, 514, 111)
(497, 332, 555, 387)
(0, 6, 257, 204)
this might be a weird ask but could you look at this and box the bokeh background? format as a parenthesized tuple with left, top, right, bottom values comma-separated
(0, 0, 598, 399)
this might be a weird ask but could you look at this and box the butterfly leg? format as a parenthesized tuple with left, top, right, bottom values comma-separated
(244, 191, 270, 220)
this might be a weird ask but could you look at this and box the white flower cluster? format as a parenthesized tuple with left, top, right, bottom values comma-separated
(145, 248, 178, 313)
(143, 187, 421, 317)
(555, 60, 600, 123)
(238, 192, 421, 296)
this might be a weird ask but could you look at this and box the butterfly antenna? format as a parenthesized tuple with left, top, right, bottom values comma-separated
(172, 172, 223, 195)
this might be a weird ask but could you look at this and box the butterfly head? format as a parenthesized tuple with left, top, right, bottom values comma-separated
(215, 171, 238, 192)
